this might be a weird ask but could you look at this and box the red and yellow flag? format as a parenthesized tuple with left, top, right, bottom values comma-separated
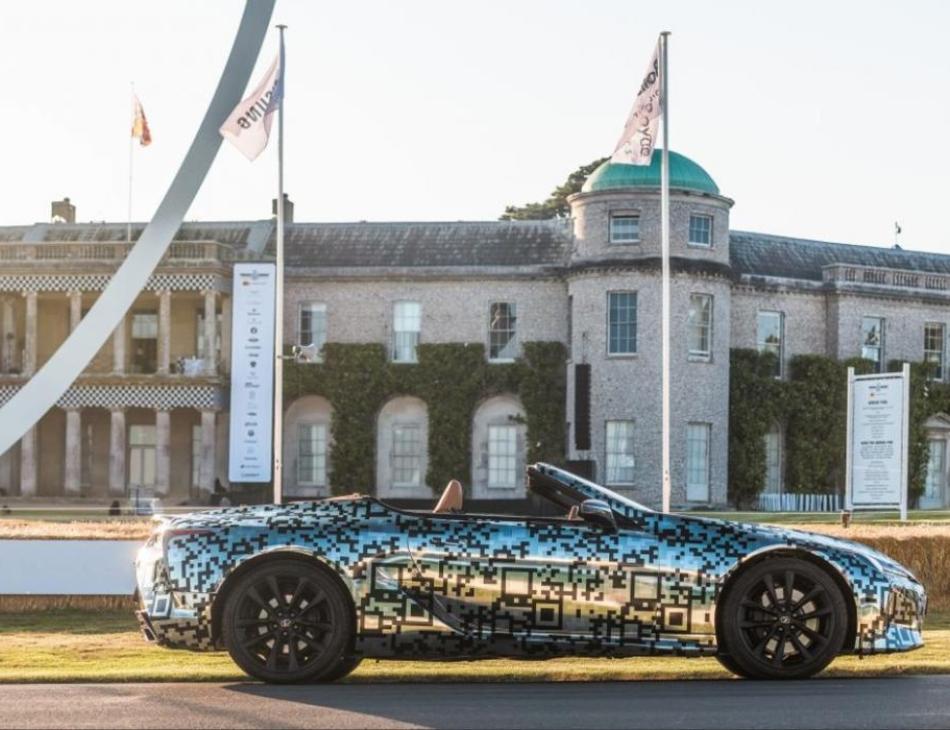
(131, 94, 152, 147)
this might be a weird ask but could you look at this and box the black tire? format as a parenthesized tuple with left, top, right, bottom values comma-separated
(715, 652, 753, 678)
(719, 557, 848, 680)
(317, 654, 362, 683)
(221, 559, 353, 684)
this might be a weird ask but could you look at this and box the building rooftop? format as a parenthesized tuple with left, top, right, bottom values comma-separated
(581, 151, 720, 196)
(729, 231, 950, 281)
(3, 220, 950, 282)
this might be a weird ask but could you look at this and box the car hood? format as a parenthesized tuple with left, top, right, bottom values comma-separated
(696, 514, 917, 581)
(158, 496, 368, 532)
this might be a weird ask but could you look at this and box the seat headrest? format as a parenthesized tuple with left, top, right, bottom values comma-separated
(433, 479, 463, 514)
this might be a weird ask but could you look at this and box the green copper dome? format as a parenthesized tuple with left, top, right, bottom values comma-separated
(581, 150, 719, 195)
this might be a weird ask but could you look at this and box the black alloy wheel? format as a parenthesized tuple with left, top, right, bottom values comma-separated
(222, 559, 352, 683)
(719, 557, 848, 679)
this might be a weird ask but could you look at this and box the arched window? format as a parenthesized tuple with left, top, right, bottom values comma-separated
(283, 396, 333, 497)
(471, 394, 526, 499)
(376, 396, 429, 498)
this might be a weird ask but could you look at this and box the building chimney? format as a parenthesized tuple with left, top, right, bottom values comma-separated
(51, 197, 76, 224)
(271, 193, 294, 224)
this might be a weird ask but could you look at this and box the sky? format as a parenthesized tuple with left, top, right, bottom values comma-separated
(1, 0, 949, 253)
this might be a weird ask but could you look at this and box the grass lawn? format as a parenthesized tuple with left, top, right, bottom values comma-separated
(4, 508, 950, 541)
(0, 610, 947, 684)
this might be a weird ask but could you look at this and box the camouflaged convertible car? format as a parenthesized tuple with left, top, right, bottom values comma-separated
(135, 463, 925, 683)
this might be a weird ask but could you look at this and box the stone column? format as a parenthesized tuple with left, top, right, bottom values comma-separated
(68, 290, 82, 333)
(109, 409, 127, 495)
(112, 315, 126, 374)
(198, 410, 217, 495)
(220, 295, 232, 373)
(22, 291, 37, 376)
(203, 290, 217, 375)
(1, 297, 14, 373)
(155, 410, 171, 497)
(64, 409, 82, 495)
(20, 427, 36, 497)
(157, 290, 171, 375)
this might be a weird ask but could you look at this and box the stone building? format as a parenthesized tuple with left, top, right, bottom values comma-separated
(3, 152, 950, 509)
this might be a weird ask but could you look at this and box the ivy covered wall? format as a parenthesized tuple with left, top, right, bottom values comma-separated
(729, 349, 948, 507)
(283, 341, 567, 494)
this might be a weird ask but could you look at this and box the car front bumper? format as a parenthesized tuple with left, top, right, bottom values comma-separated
(135, 541, 215, 651)
(856, 575, 926, 654)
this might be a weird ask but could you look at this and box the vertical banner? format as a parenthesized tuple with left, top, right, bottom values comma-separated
(228, 263, 276, 483)
(846, 364, 910, 520)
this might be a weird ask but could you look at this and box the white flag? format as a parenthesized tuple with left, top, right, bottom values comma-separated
(219, 49, 283, 161)
(611, 43, 662, 166)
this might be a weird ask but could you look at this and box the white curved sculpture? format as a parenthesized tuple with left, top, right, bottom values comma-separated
(0, 0, 276, 458)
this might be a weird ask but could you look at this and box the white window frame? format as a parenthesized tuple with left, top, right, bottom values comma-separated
(296, 422, 328, 487)
(861, 316, 885, 373)
(607, 291, 637, 356)
(763, 424, 783, 496)
(296, 302, 327, 363)
(609, 214, 640, 244)
(925, 438, 947, 503)
(688, 214, 713, 247)
(687, 293, 713, 362)
(756, 310, 785, 378)
(488, 302, 519, 362)
(487, 424, 518, 489)
(924, 322, 945, 381)
(605, 420, 635, 485)
(392, 301, 421, 364)
(391, 422, 423, 487)
(686, 422, 711, 502)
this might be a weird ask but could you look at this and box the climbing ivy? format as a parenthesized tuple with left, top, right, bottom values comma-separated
(283, 341, 567, 495)
(727, 349, 785, 508)
(730, 349, 950, 507)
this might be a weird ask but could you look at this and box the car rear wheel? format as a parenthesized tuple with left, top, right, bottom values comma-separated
(719, 557, 848, 680)
(221, 559, 352, 684)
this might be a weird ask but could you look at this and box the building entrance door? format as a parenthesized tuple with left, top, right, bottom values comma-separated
(128, 425, 157, 493)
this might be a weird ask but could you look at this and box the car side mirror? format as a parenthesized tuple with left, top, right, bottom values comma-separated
(579, 499, 617, 532)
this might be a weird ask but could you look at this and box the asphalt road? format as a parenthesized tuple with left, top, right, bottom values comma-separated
(3, 676, 950, 729)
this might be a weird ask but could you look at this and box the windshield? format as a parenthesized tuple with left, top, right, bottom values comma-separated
(528, 463, 652, 516)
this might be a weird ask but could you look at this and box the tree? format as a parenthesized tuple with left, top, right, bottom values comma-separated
(500, 157, 608, 220)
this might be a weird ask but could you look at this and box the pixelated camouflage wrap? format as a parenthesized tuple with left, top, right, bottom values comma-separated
(135, 463, 925, 658)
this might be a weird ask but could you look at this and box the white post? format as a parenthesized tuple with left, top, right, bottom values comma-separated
(272, 24, 287, 505)
(901, 362, 910, 521)
(128, 84, 134, 245)
(155, 409, 171, 497)
(157, 289, 171, 375)
(199, 409, 217, 496)
(22, 291, 37, 377)
(109, 408, 126, 496)
(659, 31, 672, 514)
(203, 289, 217, 375)
(845, 366, 855, 512)
(64, 408, 82, 496)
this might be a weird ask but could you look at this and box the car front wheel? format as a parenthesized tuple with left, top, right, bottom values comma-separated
(719, 557, 848, 680)
(221, 558, 353, 683)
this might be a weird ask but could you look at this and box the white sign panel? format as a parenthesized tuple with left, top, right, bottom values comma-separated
(228, 263, 276, 483)
(846, 366, 909, 516)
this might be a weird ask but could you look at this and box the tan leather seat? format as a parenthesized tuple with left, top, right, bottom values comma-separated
(433, 479, 463, 514)
(567, 505, 580, 521)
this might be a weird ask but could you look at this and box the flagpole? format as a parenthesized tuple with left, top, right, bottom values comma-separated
(272, 24, 287, 505)
(128, 83, 134, 243)
(660, 31, 671, 514)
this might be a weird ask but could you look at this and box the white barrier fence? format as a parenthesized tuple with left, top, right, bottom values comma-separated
(0, 540, 138, 595)
(756, 493, 842, 512)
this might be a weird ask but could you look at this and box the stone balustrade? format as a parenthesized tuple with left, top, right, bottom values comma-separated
(822, 263, 950, 293)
